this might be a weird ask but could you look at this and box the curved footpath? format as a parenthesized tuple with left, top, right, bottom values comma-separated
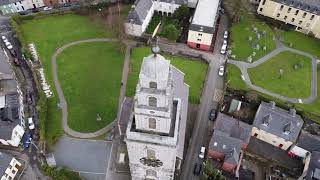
(228, 41, 318, 104)
(51, 38, 132, 138)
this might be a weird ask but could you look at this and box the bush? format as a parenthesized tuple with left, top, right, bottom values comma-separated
(174, 5, 189, 21)
(162, 24, 179, 41)
(42, 165, 81, 180)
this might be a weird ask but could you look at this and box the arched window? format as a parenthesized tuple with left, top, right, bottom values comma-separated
(149, 118, 156, 129)
(149, 81, 157, 89)
(148, 97, 157, 107)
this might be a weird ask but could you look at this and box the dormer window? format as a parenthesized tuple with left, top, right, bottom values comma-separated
(262, 114, 272, 126)
(149, 81, 157, 89)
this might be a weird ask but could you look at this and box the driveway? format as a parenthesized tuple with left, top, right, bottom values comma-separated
(53, 136, 112, 180)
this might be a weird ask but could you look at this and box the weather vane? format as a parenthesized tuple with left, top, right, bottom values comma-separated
(151, 21, 161, 56)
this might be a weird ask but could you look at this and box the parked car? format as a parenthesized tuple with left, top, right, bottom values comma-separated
(223, 31, 228, 39)
(32, 8, 39, 13)
(19, 11, 28, 15)
(13, 58, 20, 66)
(5, 41, 13, 50)
(220, 44, 227, 55)
(199, 146, 206, 159)
(28, 117, 35, 130)
(63, 3, 71, 7)
(23, 133, 32, 148)
(1, 35, 8, 43)
(209, 109, 217, 121)
(193, 163, 202, 176)
(223, 40, 227, 46)
(218, 65, 225, 76)
(43, 6, 53, 11)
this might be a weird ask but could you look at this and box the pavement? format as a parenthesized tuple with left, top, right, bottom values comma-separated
(228, 39, 318, 104)
(52, 135, 112, 180)
(51, 38, 120, 138)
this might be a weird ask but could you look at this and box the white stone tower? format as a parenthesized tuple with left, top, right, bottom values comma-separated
(125, 46, 189, 180)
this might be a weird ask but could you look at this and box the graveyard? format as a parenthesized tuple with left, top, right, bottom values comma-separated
(230, 13, 276, 62)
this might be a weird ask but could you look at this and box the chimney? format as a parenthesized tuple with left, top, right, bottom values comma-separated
(289, 109, 296, 117)
(270, 101, 276, 109)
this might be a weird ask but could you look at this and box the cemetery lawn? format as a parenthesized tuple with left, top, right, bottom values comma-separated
(230, 13, 276, 62)
(248, 51, 312, 98)
(279, 30, 320, 58)
(20, 14, 112, 145)
(57, 42, 124, 132)
(126, 47, 208, 104)
(226, 64, 248, 90)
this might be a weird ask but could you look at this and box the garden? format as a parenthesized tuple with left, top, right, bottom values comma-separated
(126, 47, 208, 104)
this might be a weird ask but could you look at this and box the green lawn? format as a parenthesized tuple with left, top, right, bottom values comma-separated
(279, 30, 320, 58)
(57, 42, 123, 132)
(226, 64, 248, 90)
(248, 51, 312, 98)
(20, 14, 112, 144)
(230, 13, 276, 62)
(126, 47, 208, 104)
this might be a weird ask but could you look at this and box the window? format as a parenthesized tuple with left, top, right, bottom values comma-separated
(259, 8, 263, 12)
(147, 149, 155, 159)
(146, 169, 157, 177)
(303, 12, 307, 18)
(197, 39, 201, 41)
(196, 44, 200, 48)
(280, 5, 284, 11)
(310, 15, 315, 20)
(149, 82, 157, 89)
(254, 133, 258, 137)
(12, 170, 16, 174)
(262, 0, 266, 5)
(284, 16, 287, 20)
(198, 33, 202, 36)
(298, 20, 302, 25)
(295, 10, 299, 15)
(279, 144, 283, 148)
(277, 13, 280, 17)
(148, 97, 157, 107)
(291, 18, 295, 22)
(148, 118, 156, 129)
(287, 7, 291, 13)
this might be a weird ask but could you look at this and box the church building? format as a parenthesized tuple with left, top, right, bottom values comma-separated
(125, 47, 189, 180)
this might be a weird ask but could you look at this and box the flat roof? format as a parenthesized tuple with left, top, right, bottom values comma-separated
(191, 0, 220, 27)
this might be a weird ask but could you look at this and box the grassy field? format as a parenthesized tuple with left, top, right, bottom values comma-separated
(126, 47, 208, 104)
(230, 13, 276, 62)
(279, 30, 320, 58)
(248, 51, 312, 98)
(226, 64, 248, 90)
(57, 42, 123, 132)
(20, 14, 112, 144)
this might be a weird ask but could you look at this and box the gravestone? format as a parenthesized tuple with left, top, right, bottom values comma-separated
(252, 51, 256, 57)
(247, 56, 252, 63)
(256, 44, 260, 50)
(263, 46, 267, 51)
(248, 36, 253, 41)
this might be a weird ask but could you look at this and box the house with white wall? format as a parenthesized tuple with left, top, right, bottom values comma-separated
(251, 101, 303, 151)
(0, 151, 22, 180)
(289, 130, 320, 158)
(0, 0, 44, 14)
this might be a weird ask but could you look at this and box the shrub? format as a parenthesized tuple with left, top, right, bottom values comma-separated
(162, 24, 179, 41)
(174, 5, 189, 21)
(42, 165, 81, 180)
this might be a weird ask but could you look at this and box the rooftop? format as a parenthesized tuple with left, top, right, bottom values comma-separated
(272, 0, 320, 15)
(191, 0, 219, 27)
(0, 93, 20, 140)
(214, 113, 252, 145)
(0, 151, 13, 177)
(209, 130, 242, 165)
(296, 130, 320, 153)
(306, 151, 320, 180)
(252, 101, 303, 142)
(140, 54, 171, 82)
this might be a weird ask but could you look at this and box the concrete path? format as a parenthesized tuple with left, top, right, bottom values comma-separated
(51, 38, 131, 138)
(228, 42, 318, 104)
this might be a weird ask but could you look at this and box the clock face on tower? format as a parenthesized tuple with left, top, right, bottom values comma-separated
(140, 157, 163, 167)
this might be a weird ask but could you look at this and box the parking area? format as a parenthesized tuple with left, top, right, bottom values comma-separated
(53, 136, 112, 180)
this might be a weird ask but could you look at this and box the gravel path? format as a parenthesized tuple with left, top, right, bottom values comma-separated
(227, 42, 317, 104)
(51, 38, 131, 138)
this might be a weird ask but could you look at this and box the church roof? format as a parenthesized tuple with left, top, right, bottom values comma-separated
(140, 54, 170, 81)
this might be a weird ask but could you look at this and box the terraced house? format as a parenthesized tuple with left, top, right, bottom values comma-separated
(0, 0, 44, 15)
(257, 0, 320, 38)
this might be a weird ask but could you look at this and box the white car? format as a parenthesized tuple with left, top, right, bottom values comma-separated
(218, 65, 225, 76)
(5, 41, 13, 50)
(199, 146, 206, 159)
(28, 117, 35, 130)
(223, 31, 228, 39)
(43, 6, 53, 11)
(223, 40, 227, 46)
(220, 44, 227, 55)
(1, 35, 8, 43)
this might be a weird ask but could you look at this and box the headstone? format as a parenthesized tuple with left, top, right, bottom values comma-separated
(247, 56, 252, 63)
(263, 46, 267, 51)
(231, 54, 236, 59)
(253, 27, 258, 32)
(256, 44, 260, 50)
(279, 69, 284, 79)
(257, 33, 261, 39)
(289, 43, 293, 47)
(252, 52, 256, 57)
(248, 36, 253, 41)
(262, 30, 266, 36)
(97, 114, 101, 121)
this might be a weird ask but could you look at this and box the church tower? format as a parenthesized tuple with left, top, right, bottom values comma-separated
(125, 47, 189, 180)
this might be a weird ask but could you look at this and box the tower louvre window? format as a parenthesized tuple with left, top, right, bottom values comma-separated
(148, 118, 156, 129)
(149, 81, 157, 89)
(147, 149, 155, 159)
(148, 97, 157, 107)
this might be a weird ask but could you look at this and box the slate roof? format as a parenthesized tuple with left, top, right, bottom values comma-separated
(214, 113, 252, 145)
(306, 151, 320, 180)
(0, 151, 13, 177)
(209, 130, 241, 165)
(140, 54, 170, 81)
(0, 93, 20, 140)
(296, 130, 320, 152)
(0, 0, 20, 8)
(252, 101, 303, 142)
(272, 0, 320, 15)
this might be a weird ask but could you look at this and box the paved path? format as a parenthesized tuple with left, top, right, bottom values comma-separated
(51, 38, 131, 138)
(228, 42, 318, 104)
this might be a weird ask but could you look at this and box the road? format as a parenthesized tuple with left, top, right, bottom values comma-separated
(179, 14, 228, 180)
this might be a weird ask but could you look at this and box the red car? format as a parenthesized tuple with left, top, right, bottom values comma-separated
(13, 58, 20, 66)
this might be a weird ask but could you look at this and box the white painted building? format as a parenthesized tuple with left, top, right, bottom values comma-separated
(125, 49, 189, 180)
(0, 152, 22, 180)
(125, 0, 187, 37)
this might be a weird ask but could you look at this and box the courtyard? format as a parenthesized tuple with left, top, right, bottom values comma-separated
(125, 47, 208, 104)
